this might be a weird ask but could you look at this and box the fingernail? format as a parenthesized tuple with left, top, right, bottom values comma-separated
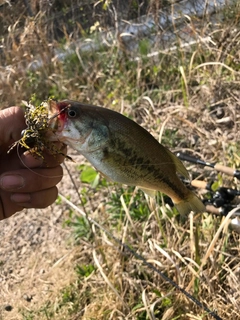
(11, 193, 31, 203)
(0, 175, 25, 190)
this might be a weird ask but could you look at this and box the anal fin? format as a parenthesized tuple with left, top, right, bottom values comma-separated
(140, 187, 156, 198)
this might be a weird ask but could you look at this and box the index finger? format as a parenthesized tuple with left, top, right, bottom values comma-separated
(21, 143, 67, 168)
(0, 107, 26, 149)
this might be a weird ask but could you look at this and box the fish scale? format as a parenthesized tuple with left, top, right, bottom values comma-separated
(50, 99, 205, 215)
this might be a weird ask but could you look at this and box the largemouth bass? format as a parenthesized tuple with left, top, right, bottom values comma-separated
(50, 100, 205, 215)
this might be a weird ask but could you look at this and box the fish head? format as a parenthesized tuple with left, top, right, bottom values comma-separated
(48, 100, 110, 152)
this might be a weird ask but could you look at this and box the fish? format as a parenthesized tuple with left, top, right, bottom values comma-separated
(49, 99, 205, 215)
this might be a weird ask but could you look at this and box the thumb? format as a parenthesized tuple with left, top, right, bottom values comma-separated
(0, 107, 26, 147)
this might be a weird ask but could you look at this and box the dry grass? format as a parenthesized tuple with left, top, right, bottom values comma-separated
(0, 1, 240, 320)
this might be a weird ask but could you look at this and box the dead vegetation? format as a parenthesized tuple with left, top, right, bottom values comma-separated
(0, 1, 240, 320)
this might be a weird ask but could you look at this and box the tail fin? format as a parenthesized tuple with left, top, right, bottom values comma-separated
(174, 191, 205, 215)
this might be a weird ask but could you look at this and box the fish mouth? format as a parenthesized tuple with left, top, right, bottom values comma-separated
(48, 100, 70, 133)
(47, 100, 85, 146)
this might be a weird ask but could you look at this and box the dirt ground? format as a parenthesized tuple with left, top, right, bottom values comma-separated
(0, 153, 84, 320)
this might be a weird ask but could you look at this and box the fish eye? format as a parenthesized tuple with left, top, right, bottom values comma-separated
(68, 109, 77, 118)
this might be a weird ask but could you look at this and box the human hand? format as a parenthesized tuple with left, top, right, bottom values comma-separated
(0, 106, 66, 220)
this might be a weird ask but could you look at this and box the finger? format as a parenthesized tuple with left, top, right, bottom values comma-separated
(42, 144, 67, 167)
(0, 107, 25, 148)
(0, 165, 63, 193)
(21, 144, 67, 168)
(0, 191, 25, 220)
(10, 186, 59, 209)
